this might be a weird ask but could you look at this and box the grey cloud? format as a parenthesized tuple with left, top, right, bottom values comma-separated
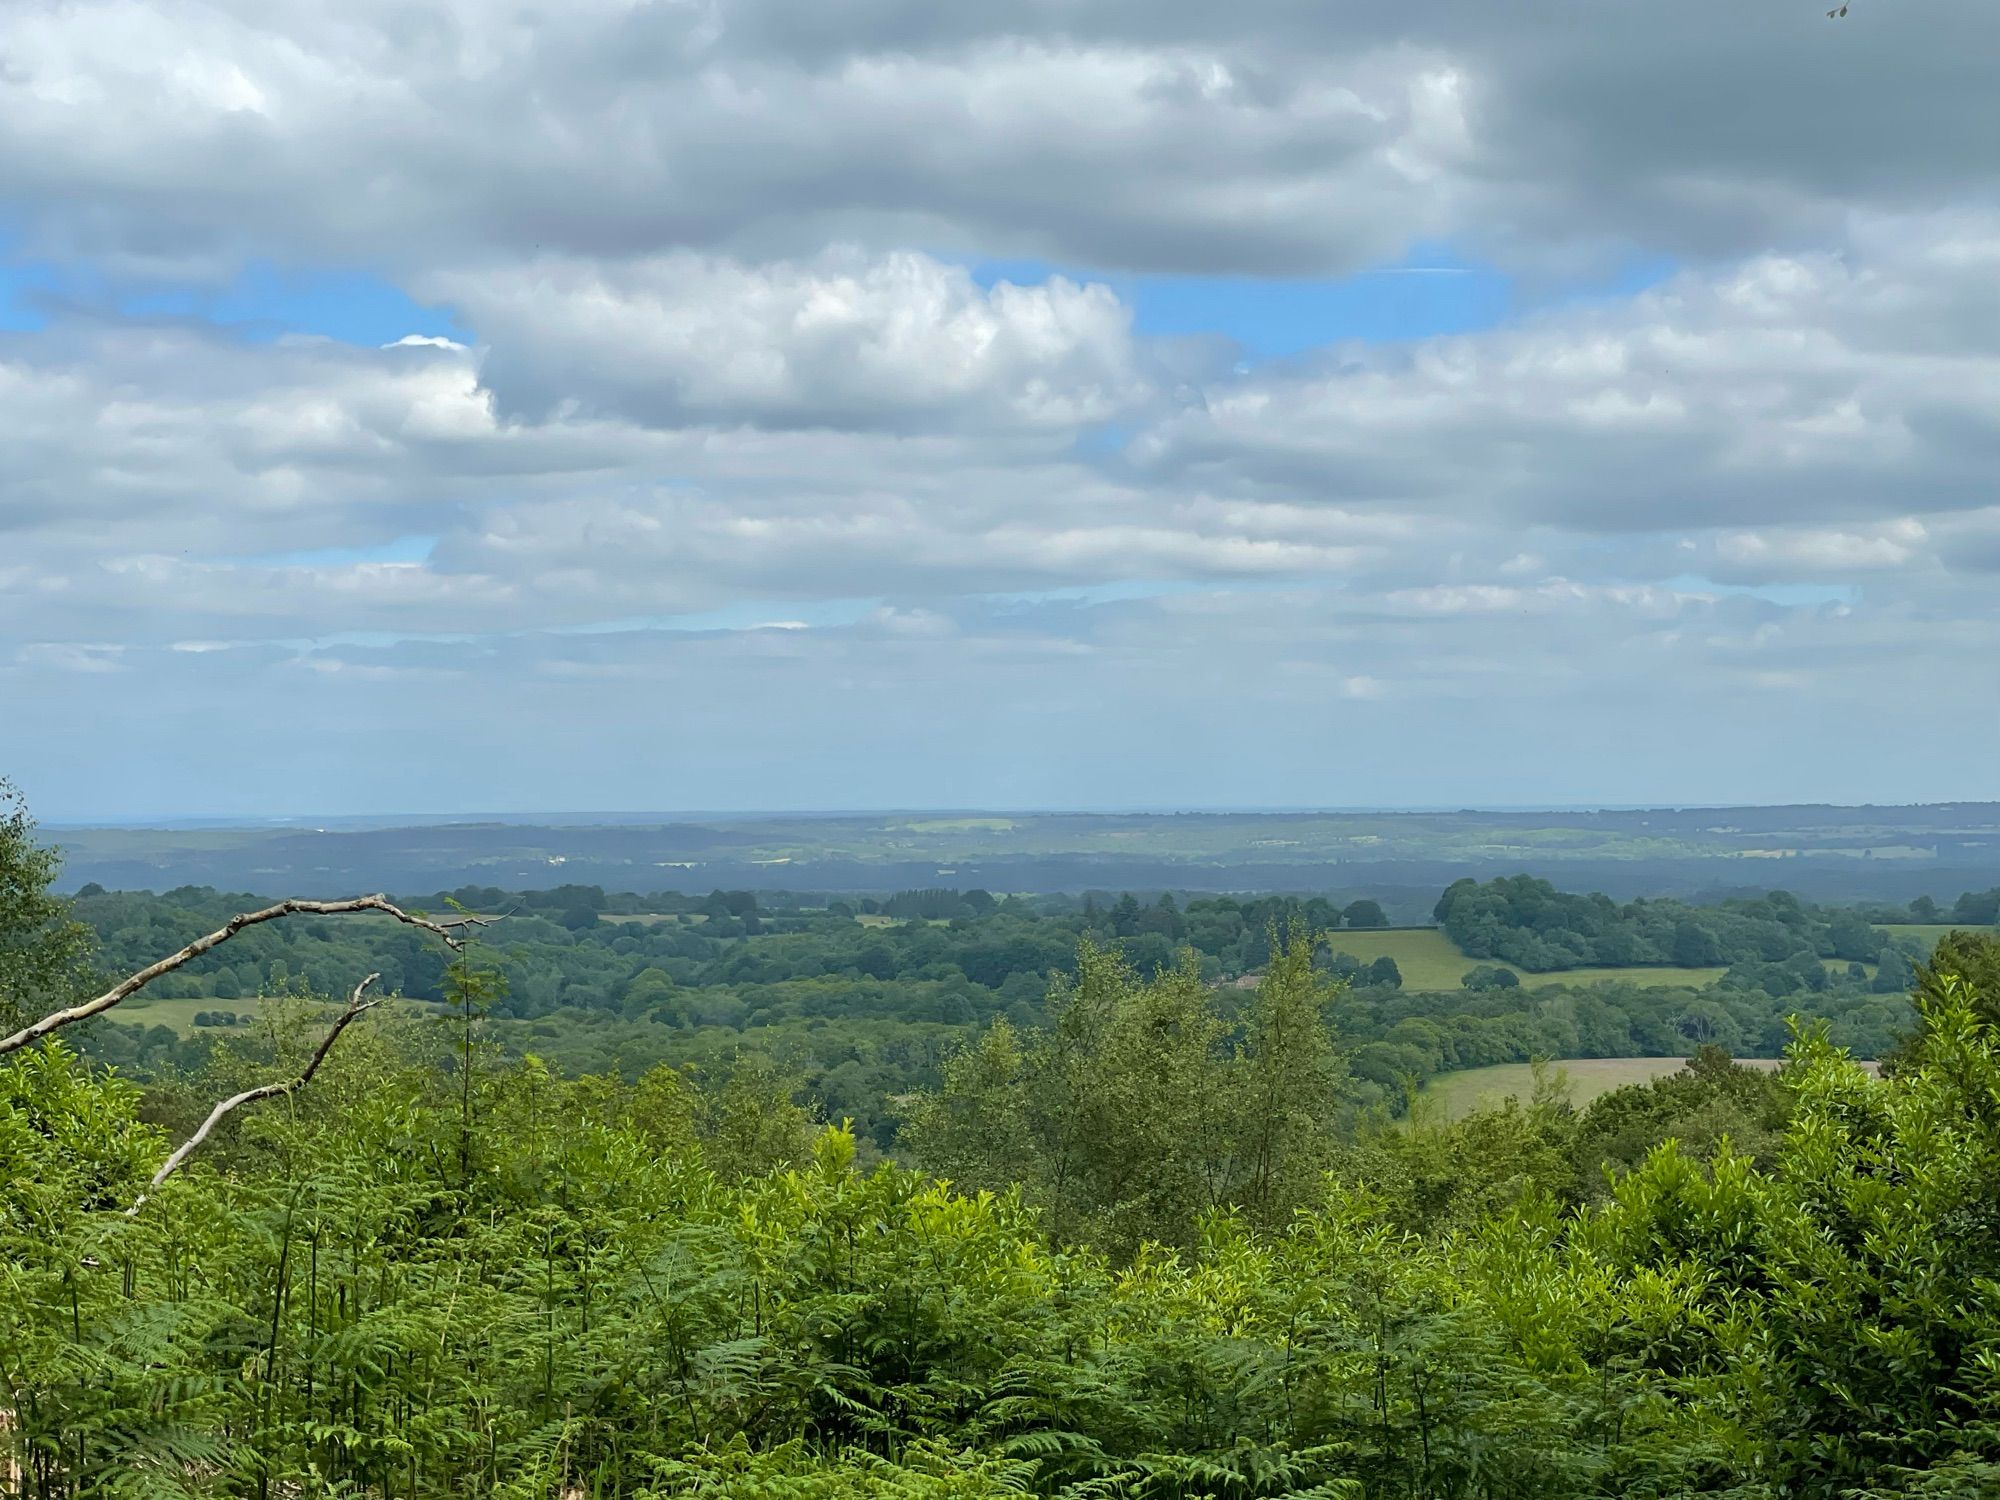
(1134, 219, 2000, 536)
(0, 5, 1455, 276)
(8, 0, 1991, 281)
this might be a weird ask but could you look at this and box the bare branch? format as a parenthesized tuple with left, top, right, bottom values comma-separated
(0, 894, 489, 1057)
(127, 974, 384, 1215)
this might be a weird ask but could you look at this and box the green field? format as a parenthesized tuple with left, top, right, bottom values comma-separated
(117, 992, 440, 1038)
(115, 994, 264, 1036)
(1421, 1058, 1772, 1117)
(1321, 928, 1726, 992)
(1422, 1055, 1882, 1118)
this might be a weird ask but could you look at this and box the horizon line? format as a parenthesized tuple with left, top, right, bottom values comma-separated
(42, 797, 2000, 831)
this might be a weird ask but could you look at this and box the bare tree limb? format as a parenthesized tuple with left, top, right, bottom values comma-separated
(0, 894, 488, 1057)
(127, 974, 385, 1215)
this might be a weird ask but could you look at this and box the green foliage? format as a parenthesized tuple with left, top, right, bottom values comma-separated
(905, 929, 1346, 1253)
(0, 780, 93, 1033)
(17, 792, 2000, 1496)
(696, 1055, 819, 1179)
(1566, 1044, 1792, 1190)
(63, 867, 1942, 1153)
(8, 941, 2000, 1496)
(1436, 874, 1889, 975)
(1952, 886, 2000, 926)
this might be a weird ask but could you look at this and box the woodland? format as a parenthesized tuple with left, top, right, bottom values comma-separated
(56, 871, 1962, 1153)
(8, 782, 2000, 1497)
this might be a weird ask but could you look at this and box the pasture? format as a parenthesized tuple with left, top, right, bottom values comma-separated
(114, 994, 262, 1037)
(1320, 928, 1727, 992)
(116, 992, 441, 1038)
(1421, 1055, 1882, 1119)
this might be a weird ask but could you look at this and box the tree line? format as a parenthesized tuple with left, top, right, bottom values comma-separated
(1434, 873, 1986, 973)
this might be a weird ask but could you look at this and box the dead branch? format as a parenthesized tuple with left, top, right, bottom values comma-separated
(127, 974, 385, 1215)
(0, 894, 489, 1058)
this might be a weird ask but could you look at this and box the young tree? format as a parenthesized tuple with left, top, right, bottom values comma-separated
(0, 781, 93, 1034)
(699, 1056, 817, 1178)
(1235, 925, 1346, 1229)
(900, 1019, 1035, 1190)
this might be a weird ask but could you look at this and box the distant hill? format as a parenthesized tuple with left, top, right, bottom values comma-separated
(44, 804, 2000, 901)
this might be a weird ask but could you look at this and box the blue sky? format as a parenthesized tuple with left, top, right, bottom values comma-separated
(0, 0, 1994, 819)
(1, 245, 1527, 360)
(0, 252, 468, 345)
(973, 247, 1515, 357)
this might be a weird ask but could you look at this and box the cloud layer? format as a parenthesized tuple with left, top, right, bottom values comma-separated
(1, 0, 1995, 814)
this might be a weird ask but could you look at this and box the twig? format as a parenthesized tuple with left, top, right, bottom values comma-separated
(0, 894, 488, 1057)
(127, 974, 385, 1215)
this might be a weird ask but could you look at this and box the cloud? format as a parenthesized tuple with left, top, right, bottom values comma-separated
(3, 221, 1995, 666)
(443, 250, 1149, 432)
(0, 5, 1464, 276)
(3, 1, 1998, 812)
(1713, 521, 1928, 577)
(7, 0, 1991, 282)
(1133, 216, 2000, 538)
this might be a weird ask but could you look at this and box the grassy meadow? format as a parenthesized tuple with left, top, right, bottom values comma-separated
(1421, 1055, 1883, 1118)
(117, 992, 442, 1038)
(1420, 1058, 1720, 1117)
(114, 994, 262, 1037)
(1321, 928, 1727, 992)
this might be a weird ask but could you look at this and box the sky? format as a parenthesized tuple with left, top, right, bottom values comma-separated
(1, 0, 1997, 821)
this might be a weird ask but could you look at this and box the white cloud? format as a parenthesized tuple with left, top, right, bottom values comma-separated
(1714, 521, 1929, 576)
(1134, 217, 2000, 538)
(441, 249, 1149, 432)
(3, 221, 1996, 671)
(3, 1, 1999, 810)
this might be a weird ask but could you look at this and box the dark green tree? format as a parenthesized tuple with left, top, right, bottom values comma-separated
(0, 780, 93, 1034)
(1364, 955, 1403, 989)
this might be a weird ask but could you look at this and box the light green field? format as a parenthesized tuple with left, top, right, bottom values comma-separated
(117, 993, 440, 1038)
(1421, 1058, 1771, 1118)
(1322, 929, 1726, 992)
(114, 994, 262, 1036)
(1422, 1055, 1881, 1119)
